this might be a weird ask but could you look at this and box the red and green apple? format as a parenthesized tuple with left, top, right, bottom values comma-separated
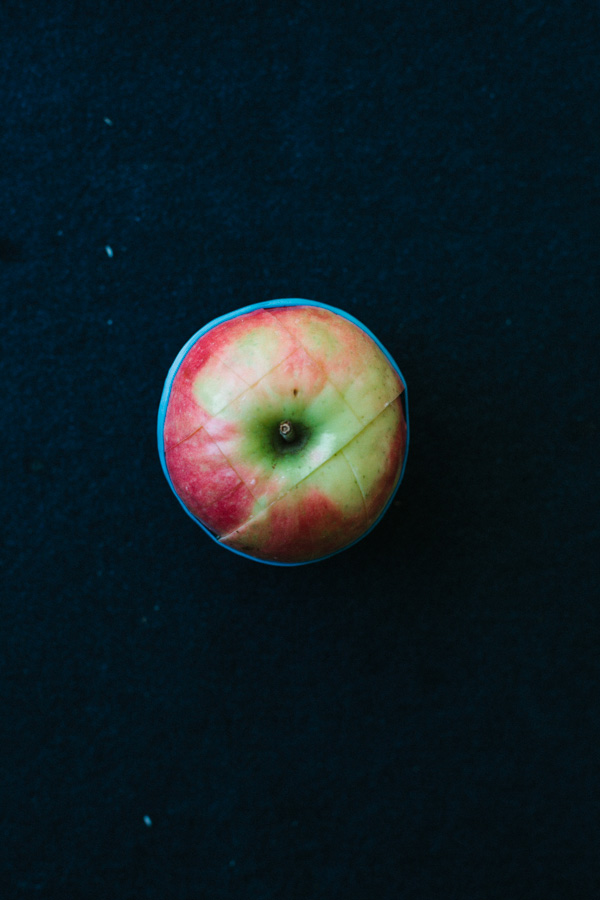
(158, 300, 408, 564)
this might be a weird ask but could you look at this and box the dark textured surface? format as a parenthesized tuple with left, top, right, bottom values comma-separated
(2, 2, 599, 897)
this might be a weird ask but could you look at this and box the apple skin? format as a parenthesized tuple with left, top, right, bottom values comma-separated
(157, 299, 408, 565)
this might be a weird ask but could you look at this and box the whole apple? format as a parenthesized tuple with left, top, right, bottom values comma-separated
(157, 299, 408, 565)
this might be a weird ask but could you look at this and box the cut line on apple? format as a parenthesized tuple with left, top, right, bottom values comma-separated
(157, 299, 409, 565)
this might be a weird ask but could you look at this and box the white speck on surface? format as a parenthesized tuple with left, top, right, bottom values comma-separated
(56, 230, 63, 236)
(107, 319, 113, 325)
(505, 318, 512, 326)
(154, 604, 160, 611)
(144, 815, 152, 827)
(104, 117, 113, 125)
(105, 245, 113, 257)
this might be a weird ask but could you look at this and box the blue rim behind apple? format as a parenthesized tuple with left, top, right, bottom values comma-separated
(157, 299, 410, 566)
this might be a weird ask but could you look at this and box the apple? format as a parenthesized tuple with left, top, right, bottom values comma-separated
(157, 299, 408, 565)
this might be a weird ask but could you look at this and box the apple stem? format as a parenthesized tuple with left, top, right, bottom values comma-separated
(279, 420, 296, 443)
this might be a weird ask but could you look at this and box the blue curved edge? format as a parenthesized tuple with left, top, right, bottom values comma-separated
(157, 298, 410, 566)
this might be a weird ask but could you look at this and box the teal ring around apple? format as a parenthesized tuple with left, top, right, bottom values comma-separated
(157, 299, 409, 566)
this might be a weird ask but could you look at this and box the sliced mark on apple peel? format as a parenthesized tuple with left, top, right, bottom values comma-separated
(218, 394, 405, 543)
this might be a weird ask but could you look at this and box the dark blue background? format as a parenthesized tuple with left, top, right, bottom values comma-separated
(2, 1, 598, 897)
